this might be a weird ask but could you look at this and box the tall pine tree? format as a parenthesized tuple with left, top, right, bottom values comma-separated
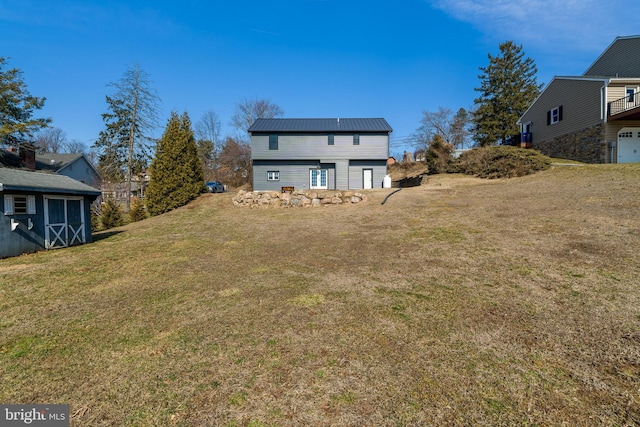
(146, 112, 203, 216)
(473, 41, 542, 146)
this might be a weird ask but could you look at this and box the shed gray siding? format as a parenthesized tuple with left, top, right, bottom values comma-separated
(1, 191, 95, 258)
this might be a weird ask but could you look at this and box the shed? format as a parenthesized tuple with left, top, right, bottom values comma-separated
(1, 168, 101, 258)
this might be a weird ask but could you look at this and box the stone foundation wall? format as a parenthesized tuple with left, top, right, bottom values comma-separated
(535, 124, 609, 163)
(233, 190, 368, 208)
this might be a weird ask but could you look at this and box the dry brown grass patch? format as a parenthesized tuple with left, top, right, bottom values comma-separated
(1, 166, 640, 426)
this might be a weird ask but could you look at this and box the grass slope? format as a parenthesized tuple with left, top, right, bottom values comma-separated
(2, 165, 640, 426)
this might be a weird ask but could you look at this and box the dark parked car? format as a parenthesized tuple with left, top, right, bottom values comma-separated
(206, 181, 225, 193)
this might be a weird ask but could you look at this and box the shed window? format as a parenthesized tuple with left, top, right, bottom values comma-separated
(353, 134, 360, 145)
(269, 134, 278, 150)
(4, 195, 36, 215)
(328, 134, 334, 145)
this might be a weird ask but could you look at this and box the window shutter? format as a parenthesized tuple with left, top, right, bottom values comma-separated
(558, 106, 563, 122)
(27, 195, 36, 215)
(547, 111, 551, 125)
(4, 195, 13, 215)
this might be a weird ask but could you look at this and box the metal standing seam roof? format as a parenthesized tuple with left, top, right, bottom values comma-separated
(0, 167, 101, 196)
(248, 118, 393, 133)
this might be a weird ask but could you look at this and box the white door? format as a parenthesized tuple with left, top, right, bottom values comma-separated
(310, 169, 328, 189)
(618, 128, 640, 163)
(363, 169, 373, 189)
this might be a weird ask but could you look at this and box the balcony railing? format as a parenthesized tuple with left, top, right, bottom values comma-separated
(608, 91, 640, 116)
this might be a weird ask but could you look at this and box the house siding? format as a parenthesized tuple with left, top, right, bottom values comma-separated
(584, 36, 640, 77)
(58, 157, 102, 189)
(348, 160, 387, 189)
(520, 78, 609, 162)
(251, 133, 389, 161)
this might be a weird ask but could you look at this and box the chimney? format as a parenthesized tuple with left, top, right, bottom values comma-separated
(19, 144, 36, 170)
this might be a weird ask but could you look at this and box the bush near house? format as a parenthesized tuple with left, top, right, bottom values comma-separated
(424, 134, 454, 174)
(129, 197, 147, 222)
(453, 146, 552, 178)
(100, 197, 124, 229)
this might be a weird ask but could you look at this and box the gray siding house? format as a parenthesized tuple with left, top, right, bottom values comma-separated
(249, 118, 392, 191)
(518, 35, 640, 163)
(1, 168, 101, 258)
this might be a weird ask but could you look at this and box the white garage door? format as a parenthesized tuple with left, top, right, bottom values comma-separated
(618, 128, 640, 163)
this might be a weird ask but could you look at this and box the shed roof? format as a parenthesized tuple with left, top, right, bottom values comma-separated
(0, 167, 101, 196)
(248, 118, 393, 133)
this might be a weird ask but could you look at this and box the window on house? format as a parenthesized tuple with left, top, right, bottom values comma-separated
(267, 171, 280, 181)
(353, 134, 360, 145)
(548, 106, 563, 125)
(4, 195, 36, 215)
(328, 134, 334, 145)
(269, 134, 278, 150)
(626, 87, 637, 103)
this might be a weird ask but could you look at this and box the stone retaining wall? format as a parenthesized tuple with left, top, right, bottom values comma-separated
(535, 124, 608, 163)
(233, 190, 368, 208)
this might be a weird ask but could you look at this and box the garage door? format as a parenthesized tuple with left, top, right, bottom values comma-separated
(618, 128, 640, 163)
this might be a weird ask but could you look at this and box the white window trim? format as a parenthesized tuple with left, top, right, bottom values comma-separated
(4, 194, 13, 215)
(267, 171, 280, 181)
(626, 86, 638, 104)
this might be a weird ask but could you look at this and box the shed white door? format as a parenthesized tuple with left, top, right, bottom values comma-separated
(44, 196, 86, 249)
(363, 169, 373, 189)
(618, 128, 640, 163)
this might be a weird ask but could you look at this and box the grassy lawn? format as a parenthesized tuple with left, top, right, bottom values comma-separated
(1, 164, 640, 426)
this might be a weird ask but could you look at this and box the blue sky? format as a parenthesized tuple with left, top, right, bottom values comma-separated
(2, 0, 639, 157)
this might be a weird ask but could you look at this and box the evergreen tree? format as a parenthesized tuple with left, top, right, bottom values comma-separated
(93, 64, 160, 211)
(100, 197, 124, 229)
(0, 57, 50, 146)
(146, 112, 204, 216)
(473, 41, 542, 146)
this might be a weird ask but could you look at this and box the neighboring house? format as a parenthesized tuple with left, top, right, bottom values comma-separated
(0, 147, 102, 188)
(518, 35, 640, 163)
(248, 118, 392, 191)
(1, 168, 101, 258)
(37, 153, 102, 189)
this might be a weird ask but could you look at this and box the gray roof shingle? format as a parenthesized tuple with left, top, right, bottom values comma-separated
(0, 167, 101, 196)
(248, 118, 393, 133)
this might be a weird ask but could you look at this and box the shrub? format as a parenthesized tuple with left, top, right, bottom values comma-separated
(425, 135, 454, 174)
(454, 146, 552, 179)
(90, 198, 102, 232)
(101, 198, 124, 229)
(129, 197, 147, 222)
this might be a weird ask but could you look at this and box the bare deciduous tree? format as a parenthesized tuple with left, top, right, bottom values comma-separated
(195, 110, 222, 180)
(35, 127, 66, 153)
(230, 97, 284, 140)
